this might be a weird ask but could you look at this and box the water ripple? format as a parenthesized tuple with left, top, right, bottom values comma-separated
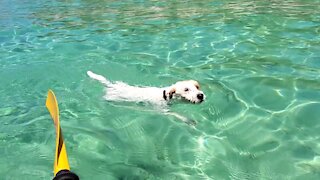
(1, 0, 320, 179)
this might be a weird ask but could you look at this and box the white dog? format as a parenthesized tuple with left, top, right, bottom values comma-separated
(87, 71, 205, 124)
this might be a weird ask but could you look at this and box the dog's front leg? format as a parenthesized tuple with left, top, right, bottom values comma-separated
(164, 112, 196, 126)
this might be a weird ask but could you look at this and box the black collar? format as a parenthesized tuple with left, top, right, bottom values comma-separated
(163, 90, 167, 100)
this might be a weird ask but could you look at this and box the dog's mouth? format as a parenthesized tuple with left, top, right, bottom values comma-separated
(191, 99, 204, 104)
(197, 99, 204, 103)
(183, 98, 204, 104)
(173, 94, 205, 104)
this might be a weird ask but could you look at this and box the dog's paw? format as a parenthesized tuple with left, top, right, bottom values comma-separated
(185, 118, 197, 126)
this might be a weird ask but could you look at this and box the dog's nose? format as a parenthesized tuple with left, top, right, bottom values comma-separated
(197, 93, 204, 100)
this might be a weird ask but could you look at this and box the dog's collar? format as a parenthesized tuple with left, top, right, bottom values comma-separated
(163, 90, 167, 100)
(163, 90, 173, 100)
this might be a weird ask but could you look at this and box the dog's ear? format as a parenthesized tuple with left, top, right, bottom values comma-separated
(168, 87, 176, 99)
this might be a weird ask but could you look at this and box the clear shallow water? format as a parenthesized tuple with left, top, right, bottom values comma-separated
(1, 0, 320, 179)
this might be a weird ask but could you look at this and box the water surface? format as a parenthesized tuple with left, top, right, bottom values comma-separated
(1, 0, 320, 179)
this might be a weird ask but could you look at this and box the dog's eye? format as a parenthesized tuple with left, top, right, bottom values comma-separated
(184, 88, 189, 92)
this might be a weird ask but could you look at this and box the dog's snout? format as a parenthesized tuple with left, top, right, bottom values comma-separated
(197, 93, 204, 100)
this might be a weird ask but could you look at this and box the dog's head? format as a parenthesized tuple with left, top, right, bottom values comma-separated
(164, 80, 205, 103)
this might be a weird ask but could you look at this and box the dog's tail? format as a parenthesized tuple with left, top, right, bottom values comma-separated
(87, 71, 111, 86)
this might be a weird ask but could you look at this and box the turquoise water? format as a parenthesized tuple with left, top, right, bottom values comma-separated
(1, 0, 320, 179)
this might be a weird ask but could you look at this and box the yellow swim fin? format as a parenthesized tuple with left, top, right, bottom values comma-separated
(46, 90, 79, 180)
